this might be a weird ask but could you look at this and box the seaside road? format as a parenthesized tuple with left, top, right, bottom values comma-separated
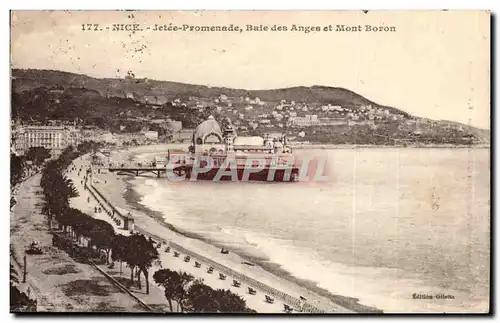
(10, 175, 148, 313)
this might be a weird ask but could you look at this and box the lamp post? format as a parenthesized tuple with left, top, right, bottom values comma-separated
(23, 252, 27, 283)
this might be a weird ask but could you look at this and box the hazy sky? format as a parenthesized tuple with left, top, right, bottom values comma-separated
(11, 10, 490, 129)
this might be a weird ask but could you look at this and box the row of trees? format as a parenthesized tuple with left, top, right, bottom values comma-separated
(153, 269, 255, 313)
(40, 144, 160, 295)
(39, 143, 254, 312)
(11, 146, 52, 187)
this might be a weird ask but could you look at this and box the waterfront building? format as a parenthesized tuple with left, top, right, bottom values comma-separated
(12, 125, 81, 155)
(190, 116, 290, 155)
(192, 115, 225, 154)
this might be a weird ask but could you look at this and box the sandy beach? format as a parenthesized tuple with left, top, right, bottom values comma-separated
(66, 148, 358, 313)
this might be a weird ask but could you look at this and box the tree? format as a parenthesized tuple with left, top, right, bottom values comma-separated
(10, 264, 19, 287)
(125, 234, 159, 294)
(186, 281, 217, 312)
(10, 154, 24, 186)
(185, 282, 256, 313)
(10, 260, 36, 312)
(111, 234, 128, 274)
(25, 147, 51, 165)
(153, 269, 194, 312)
(89, 219, 115, 263)
(212, 289, 253, 313)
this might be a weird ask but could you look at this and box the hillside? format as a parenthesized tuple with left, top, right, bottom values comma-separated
(10, 68, 489, 146)
(12, 69, 403, 112)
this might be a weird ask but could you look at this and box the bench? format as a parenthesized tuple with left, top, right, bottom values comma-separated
(265, 295, 274, 304)
(173, 251, 180, 257)
(165, 246, 171, 253)
(194, 261, 201, 268)
(219, 273, 226, 280)
(283, 304, 293, 313)
(232, 280, 241, 287)
(184, 256, 191, 262)
(248, 287, 257, 295)
(207, 267, 214, 274)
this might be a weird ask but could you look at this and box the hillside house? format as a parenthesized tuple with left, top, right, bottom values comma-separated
(142, 131, 158, 141)
(289, 115, 320, 127)
(176, 129, 195, 143)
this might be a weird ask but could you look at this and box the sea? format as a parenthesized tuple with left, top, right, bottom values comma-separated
(124, 147, 490, 313)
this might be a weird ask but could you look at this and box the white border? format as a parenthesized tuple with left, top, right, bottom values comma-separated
(2, 1, 496, 323)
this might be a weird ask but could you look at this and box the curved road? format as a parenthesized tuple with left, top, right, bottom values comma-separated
(10, 174, 148, 313)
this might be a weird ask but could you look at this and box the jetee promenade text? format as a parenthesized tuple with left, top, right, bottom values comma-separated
(80, 23, 397, 33)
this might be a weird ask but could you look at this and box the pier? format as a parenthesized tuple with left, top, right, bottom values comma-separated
(108, 167, 166, 178)
(82, 166, 336, 313)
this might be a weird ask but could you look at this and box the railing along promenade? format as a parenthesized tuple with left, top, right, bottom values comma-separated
(167, 241, 326, 313)
(84, 170, 329, 314)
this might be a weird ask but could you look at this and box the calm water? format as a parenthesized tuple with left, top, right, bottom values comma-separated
(129, 148, 490, 312)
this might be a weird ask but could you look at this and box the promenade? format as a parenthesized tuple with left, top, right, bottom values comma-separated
(69, 154, 353, 313)
(10, 175, 149, 312)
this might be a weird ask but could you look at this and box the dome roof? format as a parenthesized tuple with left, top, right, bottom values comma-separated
(194, 116, 223, 144)
(233, 136, 264, 146)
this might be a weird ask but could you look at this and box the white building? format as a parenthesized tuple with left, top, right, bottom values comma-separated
(12, 125, 81, 155)
(289, 115, 320, 127)
(142, 131, 159, 141)
(99, 132, 117, 144)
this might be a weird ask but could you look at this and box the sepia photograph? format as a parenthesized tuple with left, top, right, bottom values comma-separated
(9, 10, 490, 314)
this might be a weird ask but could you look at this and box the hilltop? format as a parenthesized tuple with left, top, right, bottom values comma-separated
(11, 68, 489, 146)
(12, 69, 401, 111)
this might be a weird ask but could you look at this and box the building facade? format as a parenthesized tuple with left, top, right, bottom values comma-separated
(12, 125, 81, 155)
(289, 115, 320, 127)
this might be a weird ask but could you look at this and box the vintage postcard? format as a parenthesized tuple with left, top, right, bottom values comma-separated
(9, 10, 490, 314)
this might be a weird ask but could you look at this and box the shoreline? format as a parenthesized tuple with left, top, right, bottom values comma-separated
(75, 149, 382, 313)
(288, 143, 490, 149)
(111, 142, 490, 152)
(122, 178, 379, 313)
